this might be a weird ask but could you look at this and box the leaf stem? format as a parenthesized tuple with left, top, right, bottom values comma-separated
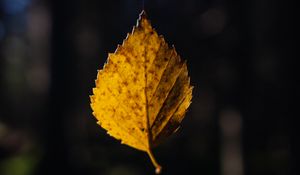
(147, 149, 162, 174)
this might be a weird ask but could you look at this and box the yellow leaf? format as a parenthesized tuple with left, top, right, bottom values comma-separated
(90, 10, 193, 174)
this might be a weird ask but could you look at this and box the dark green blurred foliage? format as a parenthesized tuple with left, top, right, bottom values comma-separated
(0, 0, 292, 175)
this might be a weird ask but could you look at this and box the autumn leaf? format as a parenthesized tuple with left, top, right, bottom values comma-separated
(90, 10, 193, 174)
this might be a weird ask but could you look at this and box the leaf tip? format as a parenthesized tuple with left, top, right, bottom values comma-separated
(137, 10, 149, 28)
(139, 10, 147, 18)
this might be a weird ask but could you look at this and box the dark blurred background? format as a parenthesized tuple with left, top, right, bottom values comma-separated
(0, 0, 292, 175)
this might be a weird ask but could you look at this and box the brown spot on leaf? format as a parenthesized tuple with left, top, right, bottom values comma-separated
(134, 92, 140, 99)
(149, 70, 154, 74)
(123, 81, 129, 86)
(118, 86, 122, 93)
